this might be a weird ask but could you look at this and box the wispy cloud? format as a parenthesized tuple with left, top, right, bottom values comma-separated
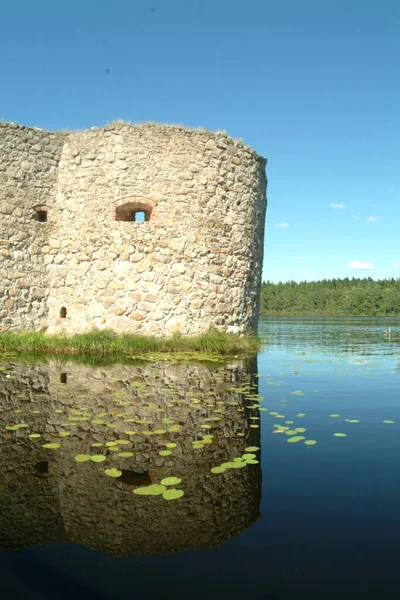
(348, 260, 373, 270)
(394, 262, 400, 268)
(367, 216, 381, 222)
(274, 222, 289, 228)
(352, 215, 360, 220)
(330, 202, 345, 209)
(295, 256, 307, 260)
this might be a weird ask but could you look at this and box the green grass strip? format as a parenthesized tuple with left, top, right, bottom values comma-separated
(0, 328, 259, 361)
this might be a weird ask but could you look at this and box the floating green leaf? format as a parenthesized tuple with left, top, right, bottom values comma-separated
(330, 414, 340, 418)
(333, 433, 347, 437)
(295, 427, 306, 433)
(242, 453, 256, 460)
(159, 450, 171, 456)
(28, 433, 41, 439)
(160, 477, 182, 486)
(75, 454, 91, 462)
(104, 468, 122, 478)
(91, 442, 104, 448)
(382, 420, 395, 424)
(211, 466, 226, 474)
(133, 484, 167, 496)
(285, 430, 297, 436)
(246, 459, 259, 464)
(91, 455, 107, 462)
(245, 446, 260, 452)
(305, 440, 317, 446)
(348, 420, 359, 423)
(117, 452, 133, 458)
(296, 413, 306, 418)
(287, 436, 306, 443)
(163, 489, 184, 500)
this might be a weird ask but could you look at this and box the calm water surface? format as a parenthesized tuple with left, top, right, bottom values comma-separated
(1, 317, 399, 600)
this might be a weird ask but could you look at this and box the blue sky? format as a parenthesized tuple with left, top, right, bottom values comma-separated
(1, 0, 399, 283)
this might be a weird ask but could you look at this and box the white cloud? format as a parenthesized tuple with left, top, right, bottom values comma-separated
(367, 216, 381, 222)
(295, 256, 307, 260)
(394, 262, 400, 268)
(330, 202, 345, 209)
(348, 261, 374, 270)
(352, 215, 360, 220)
(274, 222, 289, 228)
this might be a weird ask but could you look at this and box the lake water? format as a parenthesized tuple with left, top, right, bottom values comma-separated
(1, 317, 399, 600)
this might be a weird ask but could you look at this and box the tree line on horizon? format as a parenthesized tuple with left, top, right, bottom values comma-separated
(259, 277, 400, 316)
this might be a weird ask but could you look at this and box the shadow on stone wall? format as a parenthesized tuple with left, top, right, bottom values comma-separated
(0, 358, 262, 555)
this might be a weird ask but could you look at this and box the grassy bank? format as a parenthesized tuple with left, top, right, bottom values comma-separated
(0, 328, 259, 360)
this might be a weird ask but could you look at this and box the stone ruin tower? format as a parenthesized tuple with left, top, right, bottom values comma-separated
(0, 121, 267, 336)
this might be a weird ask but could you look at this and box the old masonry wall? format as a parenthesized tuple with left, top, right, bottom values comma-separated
(0, 121, 267, 336)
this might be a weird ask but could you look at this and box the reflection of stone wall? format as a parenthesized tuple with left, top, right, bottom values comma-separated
(0, 359, 262, 555)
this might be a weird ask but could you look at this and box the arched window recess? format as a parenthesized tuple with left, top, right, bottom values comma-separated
(114, 197, 156, 222)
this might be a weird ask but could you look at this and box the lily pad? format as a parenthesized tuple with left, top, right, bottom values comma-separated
(42, 443, 61, 449)
(246, 459, 259, 464)
(305, 440, 317, 446)
(91, 455, 106, 462)
(28, 433, 41, 439)
(163, 488, 184, 501)
(159, 450, 172, 456)
(75, 454, 91, 462)
(348, 420, 359, 423)
(287, 436, 306, 443)
(245, 446, 260, 452)
(295, 428, 306, 433)
(133, 484, 167, 496)
(382, 420, 395, 424)
(91, 442, 104, 448)
(330, 414, 340, 418)
(211, 466, 226, 474)
(160, 477, 182, 486)
(104, 468, 122, 478)
(242, 453, 257, 460)
(117, 452, 134, 458)
(333, 433, 347, 437)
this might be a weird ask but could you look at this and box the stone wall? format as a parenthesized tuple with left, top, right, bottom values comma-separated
(0, 358, 261, 555)
(0, 122, 66, 330)
(0, 121, 267, 336)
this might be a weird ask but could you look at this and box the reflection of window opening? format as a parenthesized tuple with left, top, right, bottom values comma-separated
(60, 307, 67, 318)
(35, 210, 47, 222)
(118, 469, 152, 486)
(34, 460, 49, 478)
(115, 203, 152, 222)
(60, 373, 67, 384)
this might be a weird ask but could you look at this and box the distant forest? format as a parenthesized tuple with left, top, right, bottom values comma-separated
(260, 278, 400, 316)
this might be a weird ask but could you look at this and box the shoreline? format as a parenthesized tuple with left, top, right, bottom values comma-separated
(0, 329, 260, 362)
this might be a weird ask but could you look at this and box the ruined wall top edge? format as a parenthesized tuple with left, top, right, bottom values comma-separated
(0, 120, 267, 165)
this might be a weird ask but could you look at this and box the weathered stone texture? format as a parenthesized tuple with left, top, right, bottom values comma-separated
(0, 121, 267, 335)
